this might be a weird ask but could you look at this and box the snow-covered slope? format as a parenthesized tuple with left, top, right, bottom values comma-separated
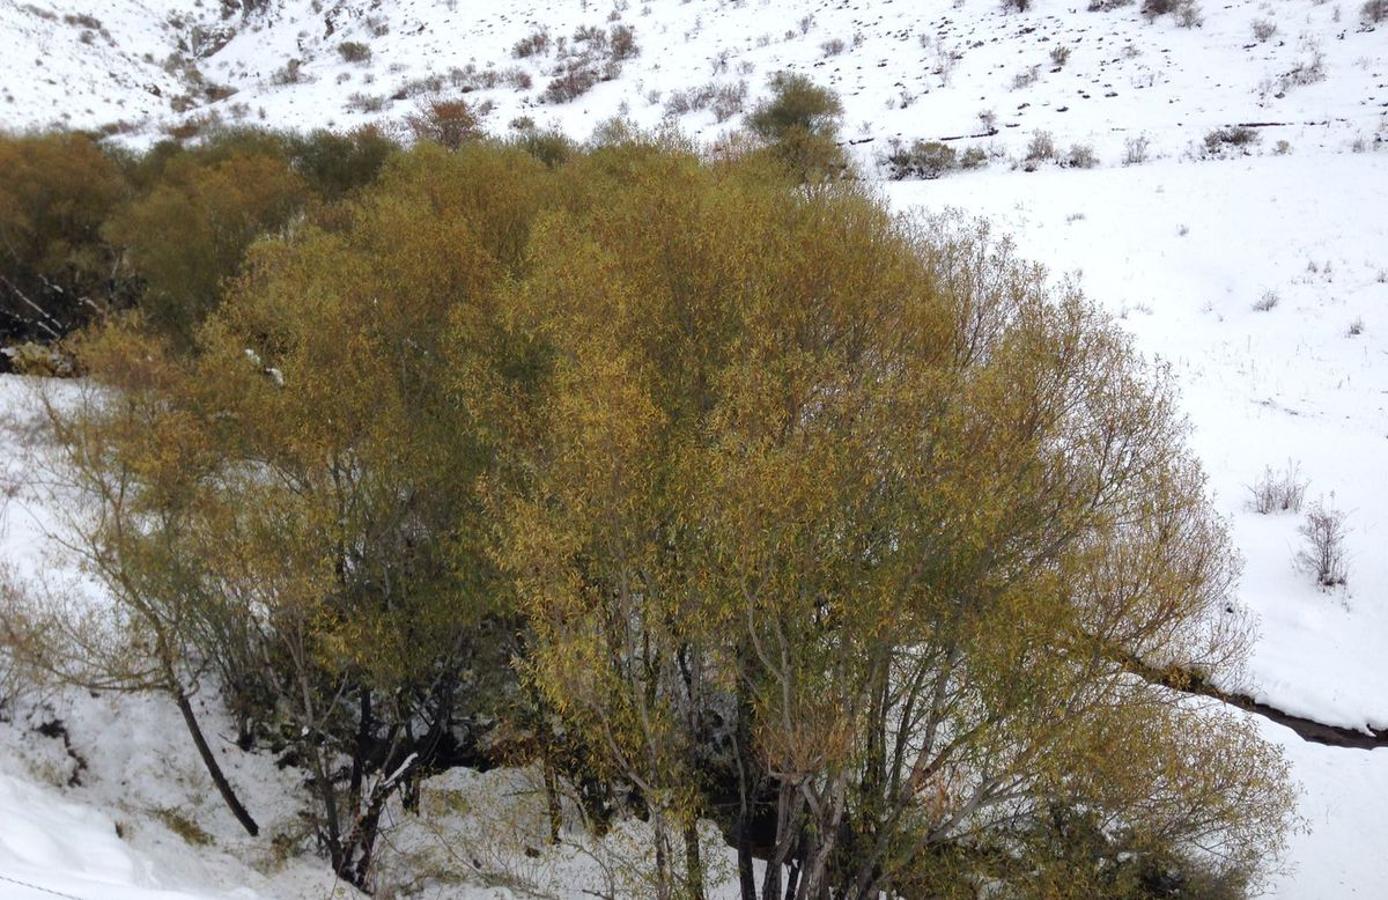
(3, 0, 1385, 162)
(2, 0, 1387, 897)
(891, 151, 1388, 733)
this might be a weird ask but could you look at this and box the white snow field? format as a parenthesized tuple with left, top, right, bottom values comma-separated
(2, 0, 1387, 896)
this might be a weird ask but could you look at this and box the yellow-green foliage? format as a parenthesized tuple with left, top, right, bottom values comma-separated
(102, 149, 308, 348)
(0, 132, 129, 341)
(285, 126, 400, 201)
(474, 148, 1295, 897)
(745, 72, 847, 179)
(9, 136, 1295, 898)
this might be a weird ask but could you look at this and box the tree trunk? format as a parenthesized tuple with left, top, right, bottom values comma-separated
(171, 685, 259, 836)
(684, 820, 706, 900)
(543, 744, 562, 844)
(733, 667, 760, 900)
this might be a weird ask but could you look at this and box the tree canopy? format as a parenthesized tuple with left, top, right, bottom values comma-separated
(3, 133, 1295, 898)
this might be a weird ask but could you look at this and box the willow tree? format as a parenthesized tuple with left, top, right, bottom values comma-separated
(3, 141, 556, 888)
(479, 145, 1295, 899)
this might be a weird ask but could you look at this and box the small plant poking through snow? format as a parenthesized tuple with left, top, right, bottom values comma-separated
(1124, 134, 1151, 165)
(1248, 461, 1308, 514)
(1297, 501, 1348, 589)
(1021, 130, 1056, 169)
(1064, 143, 1098, 168)
(1252, 289, 1280, 311)
(1205, 126, 1258, 156)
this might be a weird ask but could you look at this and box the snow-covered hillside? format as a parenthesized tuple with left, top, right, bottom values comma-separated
(2, 0, 1387, 897)
(3, 0, 1385, 162)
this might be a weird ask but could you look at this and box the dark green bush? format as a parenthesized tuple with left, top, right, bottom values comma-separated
(0, 132, 132, 342)
(287, 126, 400, 200)
(747, 72, 842, 143)
(745, 73, 845, 180)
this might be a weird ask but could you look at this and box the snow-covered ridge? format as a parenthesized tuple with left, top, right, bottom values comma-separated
(2, 0, 1384, 166)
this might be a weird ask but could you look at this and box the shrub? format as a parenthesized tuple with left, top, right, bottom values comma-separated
(0, 132, 131, 343)
(405, 97, 482, 150)
(884, 139, 957, 179)
(1279, 46, 1325, 90)
(1248, 461, 1308, 514)
(668, 81, 748, 122)
(1251, 18, 1278, 42)
(1064, 143, 1098, 168)
(477, 148, 1296, 900)
(512, 28, 551, 58)
(821, 37, 847, 56)
(0, 135, 1299, 899)
(960, 145, 989, 169)
(345, 92, 386, 113)
(4, 141, 555, 881)
(102, 145, 309, 346)
(710, 80, 748, 122)
(745, 73, 845, 180)
(1252, 289, 1280, 311)
(1175, 0, 1203, 27)
(1013, 64, 1042, 89)
(337, 41, 372, 63)
(63, 12, 102, 30)
(1143, 0, 1200, 22)
(1124, 134, 1151, 164)
(573, 24, 607, 47)
(445, 64, 532, 93)
(747, 72, 842, 143)
(1297, 502, 1348, 588)
(1023, 129, 1057, 167)
(512, 128, 576, 168)
(271, 58, 303, 86)
(542, 61, 602, 103)
(1204, 125, 1258, 156)
(1363, 0, 1387, 22)
(1050, 45, 1072, 67)
(286, 126, 400, 200)
(609, 24, 639, 60)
